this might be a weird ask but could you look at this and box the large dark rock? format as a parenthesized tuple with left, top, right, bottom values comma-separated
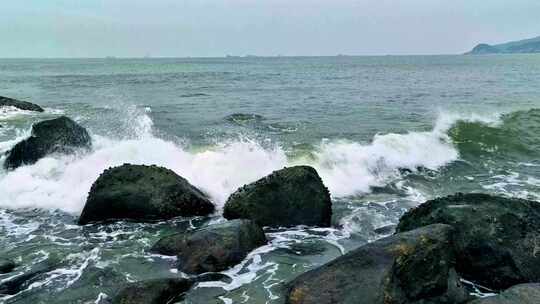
(79, 164, 215, 225)
(286, 224, 470, 304)
(4, 116, 91, 170)
(0, 259, 15, 274)
(0, 258, 58, 295)
(223, 166, 332, 227)
(467, 284, 540, 304)
(397, 193, 540, 290)
(151, 219, 267, 274)
(111, 278, 193, 304)
(0, 96, 44, 112)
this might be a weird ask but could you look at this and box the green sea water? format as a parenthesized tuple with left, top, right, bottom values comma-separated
(1, 55, 540, 303)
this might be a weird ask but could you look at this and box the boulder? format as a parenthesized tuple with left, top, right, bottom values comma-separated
(79, 164, 214, 224)
(224, 166, 332, 227)
(0, 259, 15, 274)
(151, 219, 267, 274)
(111, 278, 192, 304)
(467, 284, 540, 304)
(4, 116, 91, 169)
(397, 193, 540, 290)
(286, 224, 471, 304)
(0, 96, 44, 112)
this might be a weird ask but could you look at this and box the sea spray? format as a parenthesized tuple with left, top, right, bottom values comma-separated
(0, 110, 506, 214)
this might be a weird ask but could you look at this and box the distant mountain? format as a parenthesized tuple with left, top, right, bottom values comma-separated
(466, 36, 540, 55)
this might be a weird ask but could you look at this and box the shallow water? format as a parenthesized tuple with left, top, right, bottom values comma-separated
(1, 55, 540, 303)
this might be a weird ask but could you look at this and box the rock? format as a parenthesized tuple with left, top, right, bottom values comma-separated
(225, 113, 265, 125)
(224, 166, 332, 227)
(374, 224, 396, 235)
(396, 193, 540, 290)
(151, 219, 267, 274)
(467, 284, 540, 304)
(79, 164, 214, 224)
(0, 259, 15, 273)
(0, 96, 44, 112)
(194, 272, 233, 284)
(0, 258, 58, 295)
(17, 266, 127, 304)
(286, 224, 471, 304)
(111, 278, 193, 304)
(3, 116, 91, 170)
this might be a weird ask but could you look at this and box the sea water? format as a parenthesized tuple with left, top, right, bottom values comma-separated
(1, 55, 540, 303)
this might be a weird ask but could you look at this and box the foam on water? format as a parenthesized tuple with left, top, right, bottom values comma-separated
(0, 106, 37, 120)
(0, 110, 502, 214)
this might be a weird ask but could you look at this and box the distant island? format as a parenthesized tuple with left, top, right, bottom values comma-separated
(466, 36, 540, 55)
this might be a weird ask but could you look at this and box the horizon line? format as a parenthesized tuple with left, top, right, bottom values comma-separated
(0, 53, 467, 60)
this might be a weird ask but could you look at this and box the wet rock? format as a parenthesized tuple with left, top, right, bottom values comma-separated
(181, 286, 227, 304)
(0, 96, 44, 112)
(11, 266, 127, 304)
(3, 116, 91, 170)
(467, 283, 540, 304)
(225, 113, 265, 125)
(0, 259, 15, 273)
(0, 258, 58, 295)
(194, 272, 233, 284)
(111, 278, 193, 304)
(79, 164, 214, 224)
(151, 219, 267, 274)
(224, 166, 332, 227)
(286, 224, 471, 304)
(397, 193, 540, 290)
(374, 224, 396, 235)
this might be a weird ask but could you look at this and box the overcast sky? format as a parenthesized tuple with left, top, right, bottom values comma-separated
(2, 0, 539, 58)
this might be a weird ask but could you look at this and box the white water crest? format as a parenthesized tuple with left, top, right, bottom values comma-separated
(0, 110, 502, 214)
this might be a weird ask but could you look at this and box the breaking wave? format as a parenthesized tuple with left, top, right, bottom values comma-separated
(0, 108, 515, 214)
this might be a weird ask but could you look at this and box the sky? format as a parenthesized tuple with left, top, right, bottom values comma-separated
(1, 0, 540, 58)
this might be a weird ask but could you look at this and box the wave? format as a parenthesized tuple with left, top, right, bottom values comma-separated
(449, 108, 540, 161)
(0, 109, 514, 214)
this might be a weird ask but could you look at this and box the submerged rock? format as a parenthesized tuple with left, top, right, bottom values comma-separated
(33, 266, 127, 304)
(286, 224, 470, 304)
(397, 193, 540, 290)
(79, 164, 214, 225)
(111, 278, 193, 304)
(0, 258, 58, 295)
(467, 283, 540, 304)
(0, 96, 44, 112)
(224, 166, 332, 227)
(224, 113, 265, 125)
(151, 219, 267, 274)
(3, 116, 91, 170)
(0, 259, 15, 274)
(194, 272, 233, 284)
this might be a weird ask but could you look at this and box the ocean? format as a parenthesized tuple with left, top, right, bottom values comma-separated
(1, 55, 540, 303)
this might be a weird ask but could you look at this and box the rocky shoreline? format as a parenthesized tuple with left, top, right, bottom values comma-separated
(1, 101, 540, 303)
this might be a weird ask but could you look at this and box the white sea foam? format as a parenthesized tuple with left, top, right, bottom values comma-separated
(0, 134, 287, 213)
(0, 110, 499, 214)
